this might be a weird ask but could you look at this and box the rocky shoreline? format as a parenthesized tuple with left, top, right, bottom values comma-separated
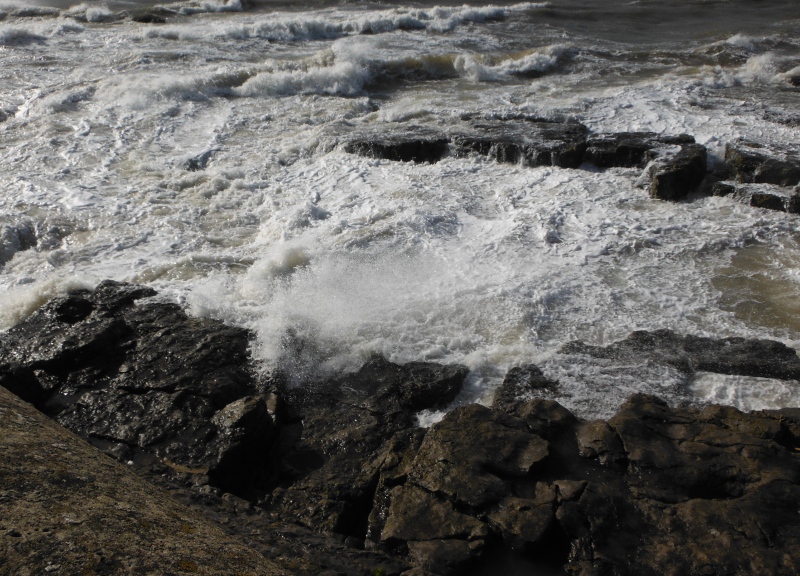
(2, 281, 800, 575)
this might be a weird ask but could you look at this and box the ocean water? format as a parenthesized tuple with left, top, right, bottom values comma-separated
(1, 0, 800, 419)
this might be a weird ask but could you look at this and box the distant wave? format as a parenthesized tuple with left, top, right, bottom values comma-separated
(138, 3, 548, 43)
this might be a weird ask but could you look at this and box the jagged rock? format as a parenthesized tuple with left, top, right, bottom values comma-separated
(584, 132, 695, 168)
(650, 143, 708, 201)
(381, 485, 488, 545)
(343, 127, 450, 163)
(492, 364, 558, 410)
(407, 540, 478, 575)
(0, 280, 274, 497)
(265, 356, 469, 536)
(5, 285, 800, 576)
(486, 486, 557, 552)
(406, 404, 549, 508)
(726, 142, 800, 187)
(451, 120, 588, 168)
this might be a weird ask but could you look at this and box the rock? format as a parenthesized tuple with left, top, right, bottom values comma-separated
(406, 404, 549, 508)
(712, 181, 737, 196)
(265, 356, 468, 536)
(713, 181, 800, 213)
(380, 485, 487, 546)
(0, 280, 274, 497)
(650, 143, 708, 201)
(184, 149, 217, 171)
(726, 142, 800, 187)
(493, 364, 558, 410)
(451, 119, 588, 168)
(486, 486, 557, 552)
(0, 220, 37, 266)
(6, 285, 800, 576)
(560, 329, 800, 380)
(343, 126, 450, 164)
(0, 386, 286, 576)
(584, 132, 695, 169)
(407, 540, 477, 575)
(130, 11, 168, 24)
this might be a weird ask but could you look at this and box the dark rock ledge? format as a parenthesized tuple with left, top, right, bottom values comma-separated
(337, 120, 800, 211)
(3, 281, 800, 575)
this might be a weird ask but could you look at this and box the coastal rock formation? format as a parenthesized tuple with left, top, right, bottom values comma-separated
(713, 181, 800, 213)
(450, 120, 588, 169)
(583, 132, 695, 168)
(560, 329, 800, 381)
(0, 280, 275, 497)
(343, 126, 450, 164)
(3, 284, 800, 575)
(341, 122, 712, 201)
(726, 141, 800, 187)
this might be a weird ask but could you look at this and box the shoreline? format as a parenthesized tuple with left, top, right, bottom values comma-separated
(3, 281, 800, 574)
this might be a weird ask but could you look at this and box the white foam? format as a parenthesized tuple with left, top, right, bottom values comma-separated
(2, 0, 800, 420)
(690, 372, 800, 412)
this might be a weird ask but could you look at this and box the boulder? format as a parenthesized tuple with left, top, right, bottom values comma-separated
(726, 142, 800, 187)
(0, 280, 275, 497)
(265, 356, 469, 537)
(649, 143, 708, 201)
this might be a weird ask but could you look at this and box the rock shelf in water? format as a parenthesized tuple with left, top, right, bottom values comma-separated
(2, 282, 800, 575)
(338, 119, 800, 208)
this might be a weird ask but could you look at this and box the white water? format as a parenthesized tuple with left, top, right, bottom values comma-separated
(2, 0, 800, 418)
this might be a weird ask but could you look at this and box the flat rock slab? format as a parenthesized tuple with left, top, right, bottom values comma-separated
(449, 120, 588, 168)
(0, 386, 285, 576)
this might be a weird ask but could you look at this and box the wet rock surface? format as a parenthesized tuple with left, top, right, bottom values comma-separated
(341, 121, 717, 203)
(450, 120, 588, 169)
(713, 182, 800, 213)
(560, 328, 800, 381)
(726, 141, 800, 187)
(3, 284, 800, 575)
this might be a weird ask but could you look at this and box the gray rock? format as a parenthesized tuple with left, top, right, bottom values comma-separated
(726, 142, 800, 187)
(451, 119, 588, 168)
(650, 143, 708, 201)
(342, 126, 450, 164)
(584, 132, 695, 169)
